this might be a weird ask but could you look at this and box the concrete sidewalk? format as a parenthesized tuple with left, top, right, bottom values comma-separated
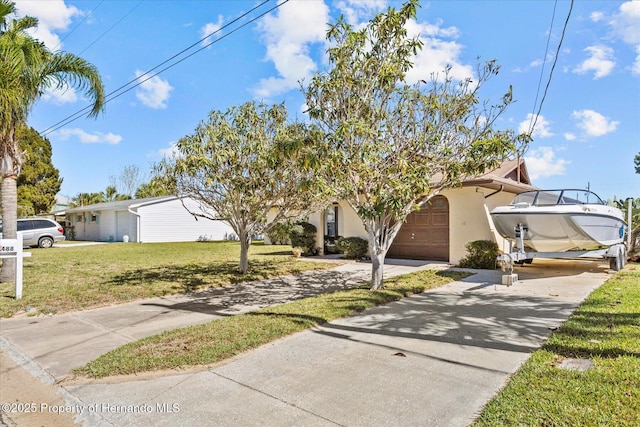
(1, 259, 611, 426)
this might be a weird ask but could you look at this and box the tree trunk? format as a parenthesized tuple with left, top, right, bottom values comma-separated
(370, 249, 385, 290)
(238, 230, 251, 274)
(0, 174, 18, 283)
(367, 222, 387, 290)
(365, 216, 403, 290)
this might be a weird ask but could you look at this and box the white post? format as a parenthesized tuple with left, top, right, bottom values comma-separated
(15, 234, 23, 299)
(628, 197, 634, 254)
(0, 234, 30, 300)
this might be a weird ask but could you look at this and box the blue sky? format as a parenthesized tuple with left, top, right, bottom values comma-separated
(14, 0, 640, 202)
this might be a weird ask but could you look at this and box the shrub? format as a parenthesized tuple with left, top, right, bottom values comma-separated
(289, 221, 317, 256)
(266, 222, 292, 245)
(458, 240, 499, 269)
(336, 237, 368, 259)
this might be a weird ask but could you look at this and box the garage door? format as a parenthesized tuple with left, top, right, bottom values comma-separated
(387, 196, 449, 261)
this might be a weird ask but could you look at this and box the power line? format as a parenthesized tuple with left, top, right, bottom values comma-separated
(527, 0, 574, 139)
(41, 0, 271, 135)
(41, 0, 288, 136)
(51, 0, 105, 52)
(77, 0, 145, 56)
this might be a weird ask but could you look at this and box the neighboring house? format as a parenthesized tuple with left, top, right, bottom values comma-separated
(53, 194, 71, 213)
(272, 158, 536, 264)
(64, 196, 234, 243)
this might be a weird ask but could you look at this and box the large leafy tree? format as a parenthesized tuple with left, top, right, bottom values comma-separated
(304, 0, 526, 289)
(0, 0, 104, 282)
(159, 101, 326, 274)
(16, 126, 62, 216)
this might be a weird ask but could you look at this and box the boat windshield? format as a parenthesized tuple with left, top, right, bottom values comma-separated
(512, 190, 605, 206)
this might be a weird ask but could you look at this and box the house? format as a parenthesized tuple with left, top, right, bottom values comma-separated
(285, 158, 536, 264)
(64, 196, 235, 243)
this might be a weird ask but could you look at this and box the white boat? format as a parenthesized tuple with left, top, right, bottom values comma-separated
(490, 189, 626, 252)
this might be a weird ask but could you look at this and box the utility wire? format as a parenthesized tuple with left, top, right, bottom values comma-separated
(528, 0, 557, 135)
(41, 0, 284, 136)
(527, 0, 574, 139)
(77, 0, 144, 56)
(51, 0, 105, 52)
(41, 0, 270, 135)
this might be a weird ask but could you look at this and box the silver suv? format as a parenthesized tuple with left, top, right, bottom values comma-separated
(0, 218, 66, 248)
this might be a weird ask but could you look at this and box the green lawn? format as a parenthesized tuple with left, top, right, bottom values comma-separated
(0, 241, 331, 318)
(472, 264, 640, 426)
(75, 268, 469, 378)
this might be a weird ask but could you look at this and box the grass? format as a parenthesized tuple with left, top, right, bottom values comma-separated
(74, 268, 469, 378)
(0, 241, 331, 318)
(472, 263, 640, 427)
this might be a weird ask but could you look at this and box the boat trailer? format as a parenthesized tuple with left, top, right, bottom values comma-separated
(497, 223, 627, 286)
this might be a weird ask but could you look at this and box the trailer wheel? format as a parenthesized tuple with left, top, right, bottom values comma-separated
(609, 248, 624, 271)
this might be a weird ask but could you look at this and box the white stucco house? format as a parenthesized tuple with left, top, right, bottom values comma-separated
(63, 196, 234, 243)
(272, 159, 536, 264)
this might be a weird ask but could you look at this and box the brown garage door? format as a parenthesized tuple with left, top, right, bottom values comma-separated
(387, 196, 449, 261)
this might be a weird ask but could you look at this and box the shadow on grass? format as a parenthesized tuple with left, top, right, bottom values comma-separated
(102, 261, 301, 293)
(247, 311, 328, 327)
(138, 269, 370, 315)
(260, 251, 296, 256)
(544, 310, 640, 359)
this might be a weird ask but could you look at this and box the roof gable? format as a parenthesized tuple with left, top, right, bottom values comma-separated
(461, 157, 536, 193)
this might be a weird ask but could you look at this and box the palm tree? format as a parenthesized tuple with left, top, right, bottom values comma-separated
(0, 0, 105, 282)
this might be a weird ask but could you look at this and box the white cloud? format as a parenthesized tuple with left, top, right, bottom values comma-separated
(518, 113, 554, 138)
(134, 71, 173, 109)
(14, 0, 81, 50)
(335, 0, 387, 27)
(253, 0, 329, 98)
(610, 1, 640, 45)
(154, 142, 181, 159)
(590, 11, 604, 23)
(404, 19, 473, 83)
(609, 1, 640, 74)
(633, 45, 640, 75)
(200, 15, 224, 47)
(563, 132, 576, 141)
(42, 83, 78, 104)
(524, 147, 569, 180)
(254, 1, 473, 97)
(573, 45, 616, 79)
(57, 128, 122, 144)
(571, 109, 619, 137)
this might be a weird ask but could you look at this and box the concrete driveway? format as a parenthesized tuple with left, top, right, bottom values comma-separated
(0, 259, 611, 426)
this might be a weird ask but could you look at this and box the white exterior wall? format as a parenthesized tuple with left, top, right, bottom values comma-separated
(136, 198, 233, 243)
(99, 211, 116, 242)
(338, 201, 367, 239)
(444, 187, 516, 264)
(306, 210, 323, 251)
(114, 211, 136, 242)
(84, 215, 100, 241)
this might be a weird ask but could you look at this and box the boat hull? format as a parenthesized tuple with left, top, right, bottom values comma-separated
(491, 205, 625, 252)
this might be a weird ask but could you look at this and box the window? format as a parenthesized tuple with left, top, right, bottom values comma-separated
(89, 214, 99, 223)
(17, 220, 33, 231)
(325, 206, 338, 237)
(76, 215, 83, 223)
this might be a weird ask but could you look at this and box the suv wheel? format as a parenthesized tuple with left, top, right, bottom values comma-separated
(38, 236, 54, 248)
